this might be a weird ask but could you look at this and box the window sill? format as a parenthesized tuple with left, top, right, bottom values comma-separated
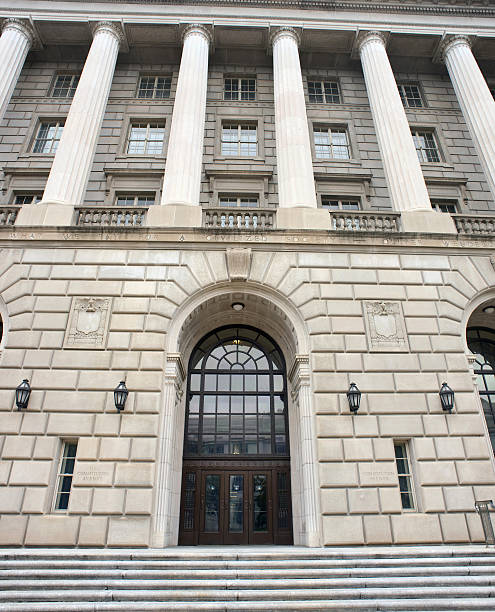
(214, 156, 265, 163)
(113, 155, 166, 162)
(420, 162, 455, 171)
(313, 159, 362, 166)
(17, 153, 55, 159)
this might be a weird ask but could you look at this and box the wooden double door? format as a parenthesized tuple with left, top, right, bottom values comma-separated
(179, 460, 292, 545)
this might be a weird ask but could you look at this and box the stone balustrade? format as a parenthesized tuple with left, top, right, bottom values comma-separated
(203, 208, 275, 230)
(329, 210, 401, 232)
(453, 214, 495, 235)
(0, 205, 20, 225)
(75, 206, 148, 227)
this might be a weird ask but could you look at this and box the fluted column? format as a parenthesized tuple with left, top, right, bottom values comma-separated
(359, 31, 431, 213)
(40, 22, 121, 212)
(161, 25, 211, 208)
(271, 28, 317, 209)
(443, 35, 495, 199)
(0, 19, 34, 124)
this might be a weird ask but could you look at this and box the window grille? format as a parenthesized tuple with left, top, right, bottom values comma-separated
(224, 78, 256, 101)
(394, 442, 415, 510)
(137, 76, 171, 99)
(126, 122, 165, 155)
(430, 199, 458, 214)
(219, 196, 259, 208)
(321, 198, 360, 210)
(221, 124, 257, 156)
(14, 194, 42, 205)
(51, 74, 80, 98)
(398, 83, 424, 108)
(314, 127, 350, 159)
(32, 121, 64, 154)
(115, 194, 155, 207)
(412, 131, 440, 163)
(308, 80, 341, 104)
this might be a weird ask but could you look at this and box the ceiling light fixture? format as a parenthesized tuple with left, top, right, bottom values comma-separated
(231, 302, 245, 311)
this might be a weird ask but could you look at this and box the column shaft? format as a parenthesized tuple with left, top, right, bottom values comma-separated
(443, 36, 495, 199)
(272, 28, 317, 208)
(359, 32, 431, 212)
(0, 20, 33, 124)
(161, 25, 210, 207)
(41, 22, 121, 208)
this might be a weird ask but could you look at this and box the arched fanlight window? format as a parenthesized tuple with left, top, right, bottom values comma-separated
(467, 327, 495, 453)
(184, 325, 289, 457)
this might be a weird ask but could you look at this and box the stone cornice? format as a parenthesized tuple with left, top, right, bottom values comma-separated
(57, 0, 495, 18)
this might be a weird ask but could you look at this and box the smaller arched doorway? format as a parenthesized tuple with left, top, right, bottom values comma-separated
(178, 325, 293, 545)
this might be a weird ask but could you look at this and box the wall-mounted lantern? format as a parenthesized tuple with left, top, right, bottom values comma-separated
(439, 382, 455, 413)
(347, 382, 361, 414)
(114, 381, 128, 412)
(15, 379, 31, 411)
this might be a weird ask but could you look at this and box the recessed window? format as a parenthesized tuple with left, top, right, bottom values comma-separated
(137, 76, 171, 99)
(221, 124, 257, 157)
(14, 194, 42, 205)
(219, 196, 259, 208)
(126, 122, 165, 155)
(224, 78, 256, 101)
(314, 127, 350, 160)
(32, 121, 64, 154)
(321, 197, 360, 211)
(308, 80, 341, 104)
(54, 441, 78, 511)
(115, 194, 155, 207)
(51, 74, 80, 98)
(394, 441, 415, 510)
(412, 130, 440, 163)
(431, 199, 458, 214)
(398, 83, 424, 108)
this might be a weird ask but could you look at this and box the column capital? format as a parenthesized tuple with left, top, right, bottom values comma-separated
(439, 33, 473, 62)
(180, 23, 213, 46)
(90, 21, 127, 51)
(2, 18, 41, 49)
(355, 30, 389, 55)
(270, 26, 301, 48)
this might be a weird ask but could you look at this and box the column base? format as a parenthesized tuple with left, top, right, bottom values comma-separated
(401, 209, 457, 235)
(277, 207, 331, 231)
(145, 204, 202, 228)
(15, 203, 75, 227)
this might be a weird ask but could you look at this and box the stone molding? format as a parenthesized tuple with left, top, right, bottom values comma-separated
(226, 248, 252, 281)
(1, 18, 42, 50)
(180, 23, 213, 46)
(269, 26, 301, 48)
(90, 20, 128, 50)
(63, 297, 112, 349)
(363, 300, 410, 352)
(439, 33, 472, 62)
(355, 30, 389, 54)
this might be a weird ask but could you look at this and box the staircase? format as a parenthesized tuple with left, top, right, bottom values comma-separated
(1, 546, 495, 610)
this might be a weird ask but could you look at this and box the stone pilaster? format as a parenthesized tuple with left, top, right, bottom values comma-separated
(358, 32, 456, 234)
(442, 35, 495, 201)
(17, 22, 122, 227)
(0, 19, 34, 124)
(148, 25, 211, 228)
(289, 355, 322, 547)
(271, 27, 317, 211)
(152, 353, 185, 547)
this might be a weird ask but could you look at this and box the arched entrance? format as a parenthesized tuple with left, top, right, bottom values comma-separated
(467, 326, 495, 454)
(178, 325, 293, 545)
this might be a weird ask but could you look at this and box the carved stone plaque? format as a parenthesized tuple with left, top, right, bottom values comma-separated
(226, 248, 252, 281)
(363, 300, 409, 352)
(64, 297, 112, 349)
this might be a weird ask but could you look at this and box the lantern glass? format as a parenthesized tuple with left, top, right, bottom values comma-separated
(15, 379, 31, 410)
(439, 382, 454, 412)
(114, 381, 128, 412)
(347, 382, 361, 413)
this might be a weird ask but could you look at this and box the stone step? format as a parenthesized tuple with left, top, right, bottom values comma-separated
(0, 575, 493, 591)
(2, 565, 494, 579)
(2, 585, 495, 603)
(1, 599, 495, 612)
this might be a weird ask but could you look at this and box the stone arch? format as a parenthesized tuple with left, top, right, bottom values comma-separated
(152, 281, 321, 548)
(0, 294, 8, 360)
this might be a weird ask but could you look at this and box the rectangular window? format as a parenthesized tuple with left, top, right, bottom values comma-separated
(219, 196, 259, 208)
(51, 74, 80, 98)
(54, 441, 78, 511)
(398, 83, 424, 108)
(32, 121, 64, 154)
(431, 199, 458, 214)
(314, 127, 350, 160)
(321, 197, 360, 211)
(224, 78, 256, 101)
(394, 441, 415, 510)
(115, 194, 155, 207)
(126, 122, 165, 155)
(412, 130, 440, 163)
(221, 124, 257, 156)
(308, 80, 341, 104)
(14, 194, 42, 205)
(137, 76, 171, 99)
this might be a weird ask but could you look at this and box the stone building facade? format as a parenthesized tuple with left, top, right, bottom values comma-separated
(1, 0, 495, 548)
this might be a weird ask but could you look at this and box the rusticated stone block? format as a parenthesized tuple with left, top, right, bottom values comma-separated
(108, 517, 150, 546)
(25, 515, 79, 545)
